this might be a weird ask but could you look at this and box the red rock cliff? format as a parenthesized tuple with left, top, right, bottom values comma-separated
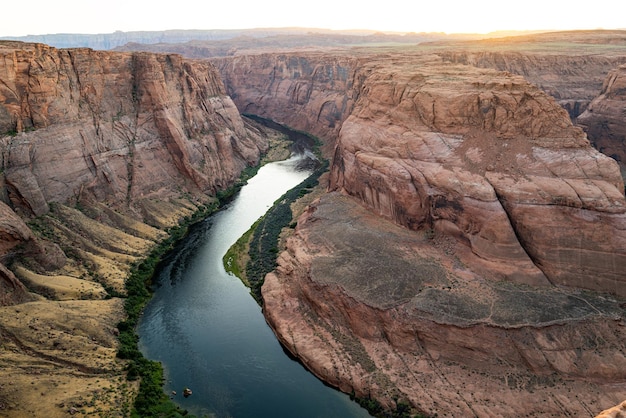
(329, 54, 626, 297)
(0, 41, 267, 218)
(212, 53, 362, 153)
(439, 50, 626, 118)
(218, 50, 626, 297)
(0, 41, 270, 416)
(214, 49, 626, 416)
(577, 64, 626, 167)
(436, 31, 626, 119)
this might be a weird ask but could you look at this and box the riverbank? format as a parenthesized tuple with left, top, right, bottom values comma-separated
(0, 116, 290, 417)
(118, 118, 298, 416)
(223, 118, 326, 301)
(136, 143, 372, 418)
(223, 160, 327, 302)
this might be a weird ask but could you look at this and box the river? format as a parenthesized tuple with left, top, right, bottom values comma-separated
(137, 154, 371, 417)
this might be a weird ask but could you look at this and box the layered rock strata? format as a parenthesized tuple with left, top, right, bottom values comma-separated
(249, 52, 626, 416)
(0, 41, 268, 417)
(0, 41, 266, 218)
(328, 56, 626, 296)
(436, 31, 626, 119)
(213, 53, 362, 153)
(577, 64, 626, 169)
(265, 192, 625, 417)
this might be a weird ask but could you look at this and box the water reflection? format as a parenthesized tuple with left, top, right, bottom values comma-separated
(138, 155, 371, 418)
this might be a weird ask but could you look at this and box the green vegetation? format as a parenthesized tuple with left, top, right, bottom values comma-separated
(117, 204, 219, 417)
(222, 219, 258, 284)
(115, 123, 297, 416)
(216, 163, 263, 203)
(227, 160, 328, 302)
(223, 116, 328, 302)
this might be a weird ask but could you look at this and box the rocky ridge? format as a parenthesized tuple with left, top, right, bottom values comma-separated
(435, 30, 626, 119)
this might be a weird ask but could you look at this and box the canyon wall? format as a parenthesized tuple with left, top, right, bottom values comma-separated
(1, 36, 624, 417)
(0, 41, 268, 417)
(435, 30, 626, 120)
(218, 50, 626, 296)
(577, 64, 626, 166)
(439, 50, 626, 119)
(0, 41, 266, 219)
(328, 55, 626, 296)
(213, 53, 363, 153)
(217, 49, 626, 416)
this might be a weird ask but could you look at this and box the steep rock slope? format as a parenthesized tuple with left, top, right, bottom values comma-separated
(265, 192, 625, 417)
(0, 201, 38, 305)
(0, 41, 268, 417)
(577, 64, 626, 168)
(0, 41, 265, 218)
(215, 50, 626, 416)
(213, 53, 362, 154)
(329, 55, 626, 296)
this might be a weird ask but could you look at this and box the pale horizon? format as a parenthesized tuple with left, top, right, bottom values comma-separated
(1, 0, 624, 38)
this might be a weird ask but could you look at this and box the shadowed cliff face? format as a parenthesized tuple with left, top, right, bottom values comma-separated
(578, 64, 626, 168)
(217, 49, 626, 416)
(213, 53, 363, 154)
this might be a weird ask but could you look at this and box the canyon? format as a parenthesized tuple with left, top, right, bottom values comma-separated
(0, 40, 269, 416)
(213, 33, 626, 417)
(0, 30, 624, 417)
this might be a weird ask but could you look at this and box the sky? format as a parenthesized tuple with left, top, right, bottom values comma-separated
(1, 0, 623, 37)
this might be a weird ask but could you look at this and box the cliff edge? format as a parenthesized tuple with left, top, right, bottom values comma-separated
(214, 49, 626, 416)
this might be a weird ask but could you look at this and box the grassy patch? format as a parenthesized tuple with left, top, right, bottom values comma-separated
(225, 160, 328, 302)
(222, 219, 258, 284)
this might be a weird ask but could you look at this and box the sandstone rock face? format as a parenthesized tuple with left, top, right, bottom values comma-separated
(264, 192, 626, 417)
(596, 400, 626, 418)
(0, 261, 32, 306)
(439, 50, 626, 119)
(0, 200, 33, 255)
(328, 55, 626, 297)
(0, 41, 270, 417)
(219, 50, 626, 297)
(0, 41, 267, 218)
(436, 31, 626, 120)
(0, 200, 53, 305)
(213, 53, 362, 153)
(577, 64, 626, 167)
(218, 50, 626, 416)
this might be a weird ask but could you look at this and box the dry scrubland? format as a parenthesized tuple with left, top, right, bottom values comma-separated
(0, 198, 205, 417)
